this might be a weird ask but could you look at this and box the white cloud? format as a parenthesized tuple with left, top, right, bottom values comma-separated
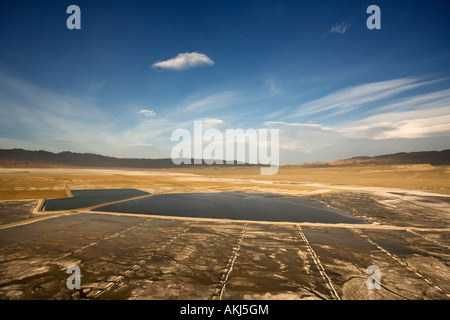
(373, 115, 450, 139)
(330, 22, 350, 34)
(202, 118, 223, 125)
(152, 52, 214, 71)
(138, 109, 156, 117)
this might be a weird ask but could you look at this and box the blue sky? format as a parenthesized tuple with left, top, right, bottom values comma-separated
(0, 0, 449, 164)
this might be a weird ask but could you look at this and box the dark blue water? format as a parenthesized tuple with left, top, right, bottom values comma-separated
(43, 189, 150, 211)
(95, 192, 367, 224)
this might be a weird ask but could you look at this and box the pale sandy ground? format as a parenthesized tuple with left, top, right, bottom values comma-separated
(0, 166, 448, 300)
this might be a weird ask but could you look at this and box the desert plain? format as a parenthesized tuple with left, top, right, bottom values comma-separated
(0, 164, 449, 300)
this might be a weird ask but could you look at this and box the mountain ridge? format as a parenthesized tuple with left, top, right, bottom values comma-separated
(293, 149, 450, 167)
(0, 148, 449, 168)
(0, 148, 257, 168)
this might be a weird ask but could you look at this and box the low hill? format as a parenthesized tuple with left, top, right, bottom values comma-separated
(296, 150, 450, 168)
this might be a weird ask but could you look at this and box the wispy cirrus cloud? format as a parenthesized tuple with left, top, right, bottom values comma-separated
(265, 121, 332, 131)
(375, 88, 450, 113)
(183, 91, 237, 113)
(0, 71, 101, 120)
(152, 52, 214, 71)
(266, 107, 289, 119)
(288, 77, 440, 119)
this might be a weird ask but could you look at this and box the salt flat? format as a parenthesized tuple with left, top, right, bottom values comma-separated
(0, 166, 449, 300)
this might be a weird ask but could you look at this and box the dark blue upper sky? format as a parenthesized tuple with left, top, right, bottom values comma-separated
(1, 0, 449, 163)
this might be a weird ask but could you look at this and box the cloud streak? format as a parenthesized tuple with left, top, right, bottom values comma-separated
(288, 78, 439, 119)
(183, 91, 237, 113)
(330, 22, 350, 34)
(152, 52, 214, 71)
(322, 21, 351, 37)
(339, 107, 450, 140)
(138, 109, 156, 117)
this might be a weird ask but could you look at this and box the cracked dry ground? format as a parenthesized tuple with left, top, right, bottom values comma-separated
(0, 191, 449, 300)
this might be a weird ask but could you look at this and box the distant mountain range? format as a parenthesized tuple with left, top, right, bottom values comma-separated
(0, 148, 449, 168)
(295, 149, 450, 167)
(0, 149, 258, 168)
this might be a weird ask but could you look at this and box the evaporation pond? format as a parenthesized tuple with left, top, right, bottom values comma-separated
(43, 189, 150, 211)
(95, 191, 367, 224)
